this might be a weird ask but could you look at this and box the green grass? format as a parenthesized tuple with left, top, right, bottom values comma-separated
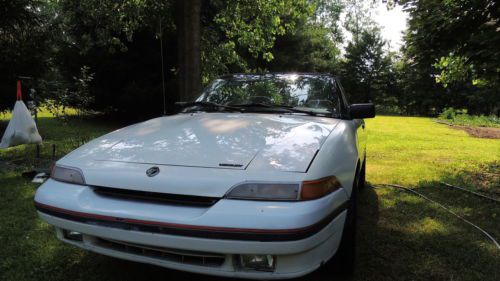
(1, 114, 499, 281)
(0, 106, 78, 120)
(366, 116, 499, 188)
(1, 109, 115, 169)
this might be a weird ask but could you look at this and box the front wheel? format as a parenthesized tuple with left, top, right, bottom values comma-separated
(327, 174, 358, 274)
(359, 158, 366, 189)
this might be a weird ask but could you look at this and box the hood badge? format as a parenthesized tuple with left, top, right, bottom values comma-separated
(146, 166, 160, 177)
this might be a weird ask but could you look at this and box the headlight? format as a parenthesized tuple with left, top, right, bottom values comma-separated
(225, 182, 300, 200)
(51, 165, 86, 185)
(225, 176, 342, 201)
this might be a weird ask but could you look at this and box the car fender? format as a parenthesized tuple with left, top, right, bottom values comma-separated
(305, 120, 360, 197)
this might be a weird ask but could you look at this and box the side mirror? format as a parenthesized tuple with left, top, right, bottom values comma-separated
(349, 103, 375, 119)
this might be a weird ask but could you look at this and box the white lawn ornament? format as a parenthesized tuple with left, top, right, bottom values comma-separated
(0, 81, 42, 148)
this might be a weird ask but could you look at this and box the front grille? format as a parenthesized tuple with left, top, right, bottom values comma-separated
(92, 186, 219, 207)
(95, 238, 225, 267)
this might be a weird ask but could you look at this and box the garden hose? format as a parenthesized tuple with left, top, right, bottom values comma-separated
(439, 182, 499, 204)
(373, 184, 500, 250)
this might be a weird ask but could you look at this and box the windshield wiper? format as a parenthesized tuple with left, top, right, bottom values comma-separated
(175, 101, 242, 112)
(230, 103, 317, 116)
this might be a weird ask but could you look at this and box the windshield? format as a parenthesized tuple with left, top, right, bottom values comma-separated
(196, 74, 343, 117)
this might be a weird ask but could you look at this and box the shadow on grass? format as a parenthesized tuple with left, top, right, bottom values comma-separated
(438, 161, 499, 199)
(365, 161, 500, 281)
(415, 161, 500, 240)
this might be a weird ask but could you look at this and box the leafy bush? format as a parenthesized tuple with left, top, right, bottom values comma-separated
(375, 104, 404, 115)
(39, 66, 95, 118)
(439, 107, 457, 119)
(438, 107, 500, 127)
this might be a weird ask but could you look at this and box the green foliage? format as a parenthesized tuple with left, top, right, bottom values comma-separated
(439, 107, 458, 120)
(2, 0, 498, 118)
(0, 0, 54, 111)
(309, 0, 344, 42)
(340, 28, 393, 104)
(213, 0, 312, 61)
(54, 0, 172, 54)
(267, 22, 341, 73)
(201, 0, 313, 83)
(1, 114, 499, 281)
(375, 104, 403, 115)
(41, 66, 95, 117)
(451, 114, 500, 128)
(399, 0, 500, 115)
(342, 0, 375, 43)
(42, 1, 178, 117)
(438, 108, 500, 128)
(433, 56, 471, 88)
(30, 0, 315, 115)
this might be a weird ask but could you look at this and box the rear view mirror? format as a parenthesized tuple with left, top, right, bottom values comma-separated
(349, 103, 375, 119)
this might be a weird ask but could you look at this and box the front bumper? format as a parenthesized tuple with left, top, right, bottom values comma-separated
(38, 211, 346, 279)
(34, 179, 349, 279)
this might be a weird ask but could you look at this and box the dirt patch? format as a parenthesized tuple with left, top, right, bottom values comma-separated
(453, 125, 500, 139)
(435, 120, 500, 139)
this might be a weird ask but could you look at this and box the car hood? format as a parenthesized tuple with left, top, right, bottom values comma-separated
(61, 113, 339, 173)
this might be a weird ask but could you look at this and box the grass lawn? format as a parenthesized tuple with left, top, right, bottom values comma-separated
(366, 116, 499, 194)
(0, 114, 499, 281)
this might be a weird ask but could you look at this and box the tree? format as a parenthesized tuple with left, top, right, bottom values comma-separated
(176, 0, 201, 102)
(343, 0, 376, 44)
(340, 28, 392, 104)
(399, 0, 500, 115)
(262, 0, 344, 73)
(36, 0, 312, 116)
(0, 0, 52, 111)
(267, 23, 341, 73)
(310, 0, 345, 43)
(43, 0, 175, 117)
(201, 0, 312, 82)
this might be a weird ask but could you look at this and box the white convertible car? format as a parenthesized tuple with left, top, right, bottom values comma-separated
(35, 73, 375, 279)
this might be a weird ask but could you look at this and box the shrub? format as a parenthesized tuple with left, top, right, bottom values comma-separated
(438, 107, 500, 127)
(439, 107, 457, 119)
(40, 66, 95, 118)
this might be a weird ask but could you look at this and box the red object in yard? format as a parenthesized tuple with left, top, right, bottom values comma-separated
(16, 80, 22, 100)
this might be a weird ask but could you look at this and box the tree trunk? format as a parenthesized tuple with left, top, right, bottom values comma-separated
(176, 0, 202, 102)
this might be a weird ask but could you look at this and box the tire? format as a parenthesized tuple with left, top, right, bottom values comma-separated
(328, 173, 358, 274)
(359, 158, 366, 189)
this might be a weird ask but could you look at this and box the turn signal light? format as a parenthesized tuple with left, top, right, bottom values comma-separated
(301, 176, 341, 200)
